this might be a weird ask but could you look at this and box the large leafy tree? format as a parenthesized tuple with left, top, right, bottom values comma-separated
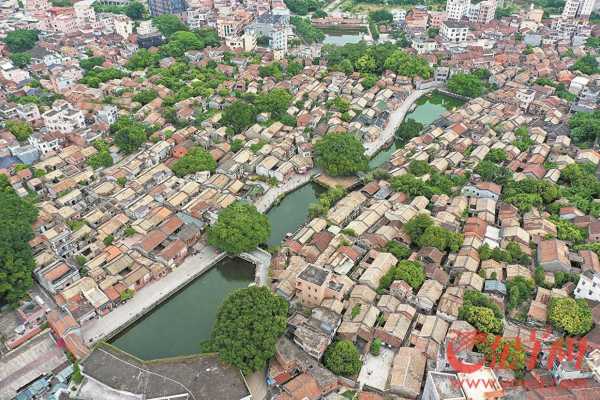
(127, 49, 160, 70)
(548, 297, 593, 336)
(569, 111, 600, 145)
(6, 120, 33, 142)
(0, 175, 38, 305)
(171, 146, 216, 177)
(206, 286, 288, 374)
(314, 133, 368, 176)
(383, 50, 432, 78)
(111, 117, 147, 154)
(379, 260, 425, 290)
(152, 14, 188, 37)
(255, 89, 293, 118)
(458, 290, 503, 334)
(125, 1, 145, 19)
(447, 73, 487, 98)
(4, 29, 39, 52)
(207, 201, 270, 254)
(10, 52, 31, 68)
(221, 100, 257, 134)
(572, 54, 600, 75)
(324, 340, 362, 377)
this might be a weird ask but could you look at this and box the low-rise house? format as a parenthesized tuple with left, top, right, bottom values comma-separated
(389, 347, 427, 399)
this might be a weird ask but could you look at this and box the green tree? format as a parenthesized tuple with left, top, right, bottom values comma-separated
(127, 48, 160, 70)
(79, 56, 105, 71)
(152, 14, 188, 37)
(476, 334, 526, 378)
(87, 149, 113, 169)
(4, 29, 39, 52)
(314, 133, 368, 176)
(461, 306, 503, 335)
(205, 286, 288, 374)
(0, 175, 38, 305)
(474, 160, 512, 185)
(133, 89, 158, 105)
(207, 201, 270, 254)
(395, 118, 424, 143)
(404, 214, 434, 241)
(572, 54, 600, 75)
(369, 9, 393, 23)
(324, 340, 362, 377)
(255, 88, 293, 118)
(111, 117, 147, 154)
(379, 260, 425, 290)
(548, 297, 593, 336)
(171, 146, 216, 177)
(125, 1, 145, 19)
(221, 100, 257, 134)
(484, 148, 507, 163)
(384, 50, 432, 79)
(370, 338, 382, 356)
(506, 277, 535, 311)
(9, 52, 31, 68)
(103, 234, 114, 246)
(384, 240, 411, 260)
(427, 27, 439, 38)
(447, 73, 486, 97)
(569, 111, 600, 145)
(5, 120, 33, 141)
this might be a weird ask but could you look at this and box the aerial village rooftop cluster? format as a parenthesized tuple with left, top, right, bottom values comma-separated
(2, 0, 600, 399)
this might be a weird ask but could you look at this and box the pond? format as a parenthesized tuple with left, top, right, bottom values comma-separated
(265, 182, 326, 247)
(368, 91, 465, 169)
(110, 258, 254, 360)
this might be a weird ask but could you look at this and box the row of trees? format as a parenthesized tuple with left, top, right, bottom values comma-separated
(0, 175, 38, 305)
(324, 42, 431, 78)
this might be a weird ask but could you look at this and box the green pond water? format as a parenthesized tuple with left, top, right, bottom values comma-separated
(110, 91, 462, 360)
(368, 91, 465, 169)
(110, 258, 254, 360)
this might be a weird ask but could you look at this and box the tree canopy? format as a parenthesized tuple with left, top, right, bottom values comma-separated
(152, 14, 188, 37)
(569, 111, 600, 146)
(205, 286, 288, 374)
(10, 52, 31, 68)
(0, 175, 38, 305)
(548, 297, 593, 336)
(323, 340, 362, 377)
(171, 146, 216, 177)
(379, 260, 426, 290)
(572, 54, 600, 75)
(404, 214, 463, 252)
(6, 120, 33, 142)
(110, 116, 147, 154)
(384, 50, 432, 79)
(4, 29, 39, 52)
(314, 133, 368, 176)
(207, 201, 271, 254)
(458, 290, 503, 335)
(447, 73, 487, 98)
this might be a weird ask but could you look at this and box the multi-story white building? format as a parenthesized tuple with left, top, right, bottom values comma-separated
(74, 0, 96, 25)
(42, 100, 85, 134)
(113, 14, 134, 38)
(562, 0, 595, 19)
(468, 0, 497, 23)
(97, 105, 119, 125)
(446, 0, 471, 20)
(441, 20, 469, 43)
(16, 103, 40, 122)
(575, 273, 600, 302)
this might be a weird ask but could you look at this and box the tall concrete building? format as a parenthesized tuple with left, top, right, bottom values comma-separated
(562, 0, 595, 19)
(446, 0, 471, 20)
(446, 0, 497, 23)
(148, 0, 187, 17)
